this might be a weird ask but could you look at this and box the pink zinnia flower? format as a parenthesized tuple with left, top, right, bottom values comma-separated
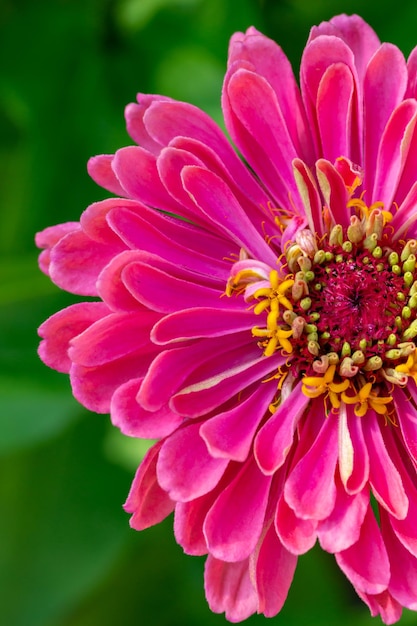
(36, 14, 417, 624)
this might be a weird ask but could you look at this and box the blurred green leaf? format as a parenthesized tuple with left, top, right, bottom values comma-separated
(0, 416, 131, 626)
(0, 377, 80, 455)
(116, 0, 203, 31)
(0, 255, 60, 305)
(103, 425, 155, 470)
(154, 45, 224, 122)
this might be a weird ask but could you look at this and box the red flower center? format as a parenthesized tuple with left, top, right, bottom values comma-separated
(227, 205, 417, 417)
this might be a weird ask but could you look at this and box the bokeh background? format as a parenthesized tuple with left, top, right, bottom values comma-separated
(2, 0, 417, 625)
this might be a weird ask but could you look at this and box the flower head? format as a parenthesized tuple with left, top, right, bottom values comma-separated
(36, 14, 417, 624)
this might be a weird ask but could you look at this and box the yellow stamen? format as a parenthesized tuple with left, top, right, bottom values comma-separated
(341, 382, 392, 417)
(396, 348, 417, 384)
(302, 364, 350, 409)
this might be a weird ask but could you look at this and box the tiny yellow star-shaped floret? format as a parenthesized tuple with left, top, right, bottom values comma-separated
(302, 364, 350, 409)
(396, 348, 417, 384)
(341, 382, 392, 417)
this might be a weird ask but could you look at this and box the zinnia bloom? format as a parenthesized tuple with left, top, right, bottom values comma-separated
(36, 13, 417, 624)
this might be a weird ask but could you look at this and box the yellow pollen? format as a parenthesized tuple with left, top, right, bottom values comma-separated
(396, 348, 417, 384)
(253, 273, 294, 313)
(253, 325, 293, 356)
(341, 382, 392, 417)
(249, 270, 295, 356)
(347, 198, 393, 226)
(301, 364, 350, 409)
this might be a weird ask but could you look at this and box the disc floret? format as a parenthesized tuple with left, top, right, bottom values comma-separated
(227, 205, 417, 416)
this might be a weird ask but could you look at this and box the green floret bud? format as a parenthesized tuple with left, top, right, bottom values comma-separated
(385, 349, 401, 360)
(403, 254, 416, 273)
(388, 252, 399, 266)
(402, 306, 412, 319)
(300, 297, 312, 311)
(341, 341, 351, 357)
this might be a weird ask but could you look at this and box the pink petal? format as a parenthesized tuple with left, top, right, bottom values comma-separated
(125, 96, 171, 154)
(139, 332, 256, 411)
(381, 510, 417, 610)
(391, 497, 417, 559)
(395, 386, 417, 466)
(227, 27, 313, 162)
(157, 421, 228, 502)
(338, 403, 369, 494)
(318, 481, 368, 553)
(107, 206, 231, 282)
(68, 310, 160, 367)
(316, 62, 355, 162)
(223, 68, 299, 200)
(336, 506, 390, 595)
(293, 159, 324, 236)
(391, 180, 417, 239)
(70, 349, 155, 413)
(308, 14, 380, 85)
(87, 154, 125, 196)
(124, 441, 174, 530)
(112, 145, 187, 214)
(275, 493, 317, 555)
(167, 137, 274, 225)
(280, 214, 309, 252)
(108, 198, 234, 259)
(253, 521, 297, 617)
(38, 302, 110, 373)
(181, 166, 277, 264)
(80, 197, 142, 246)
(378, 412, 417, 557)
(284, 413, 338, 520)
(394, 121, 417, 207)
(364, 43, 408, 195)
(372, 99, 417, 208)
(316, 159, 350, 227)
(121, 260, 234, 314)
(36, 222, 80, 275)
(110, 377, 182, 438)
(113, 235, 229, 293)
(142, 97, 266, 207)
(96, 250, 148, 312)
(174, 492, 219, 556)
(171, 351, 283, 418)
(143, 98, 224, 152)
(407, 45, 417, 98)
(152, 307, 257, 345)
(300, 34, 358, 160)
(49, 229, 125, 296)
(358, 590, 403, 624)
(204, 556, 258, 622)
(254, 382, 310, 474)
(157, 145, 225, 229)
(200, 379, 277, 462)
(204, 455, 272, 561)
(362, 411, 408, 520)
(222, 85, 295, 209)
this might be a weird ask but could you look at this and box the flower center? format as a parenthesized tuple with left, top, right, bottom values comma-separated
(227, 201, 417, 417)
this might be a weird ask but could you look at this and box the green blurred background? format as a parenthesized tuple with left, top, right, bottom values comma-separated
(1, 0, 417, 625)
